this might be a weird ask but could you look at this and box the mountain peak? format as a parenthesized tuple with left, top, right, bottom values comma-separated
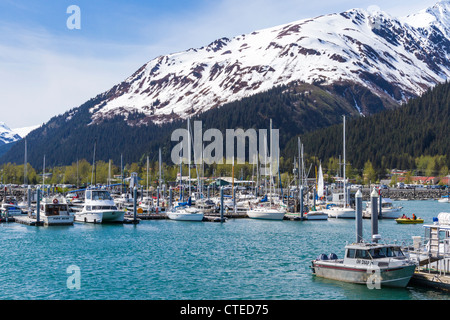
(84, 3, 450, 126)
(0, 122, 21, 145)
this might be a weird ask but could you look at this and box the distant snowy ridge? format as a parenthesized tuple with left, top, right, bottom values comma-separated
(84, 1, 450, 125)
(12, 125, 40, 139)
(0, 122, 22, 145)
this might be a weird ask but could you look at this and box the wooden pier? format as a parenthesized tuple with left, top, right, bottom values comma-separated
(410, 270, 450, 291)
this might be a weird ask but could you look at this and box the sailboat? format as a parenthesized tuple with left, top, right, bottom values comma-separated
(247, 120, 286, 221)
(304, 163, 328, 220)
(167, 118, 204, 222)
(324, 116, 355, 219)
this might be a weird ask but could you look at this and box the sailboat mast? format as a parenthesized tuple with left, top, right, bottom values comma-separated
(147, 156, 149, 199)
(343, 115, 347, 207)
(187, 118, 191, 197)
(24, 138, 27, 185)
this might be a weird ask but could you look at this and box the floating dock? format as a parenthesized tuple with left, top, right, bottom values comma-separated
(14, 216, 44, 226)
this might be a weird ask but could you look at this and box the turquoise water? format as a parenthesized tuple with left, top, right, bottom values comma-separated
(1, 200, 449, 300)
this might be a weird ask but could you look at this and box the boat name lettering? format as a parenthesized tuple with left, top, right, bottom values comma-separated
(356, 259, 372, 265)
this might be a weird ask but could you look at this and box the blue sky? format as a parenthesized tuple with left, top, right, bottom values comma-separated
(0, 0, 438, 129)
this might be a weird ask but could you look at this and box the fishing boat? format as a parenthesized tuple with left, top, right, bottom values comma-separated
(311, 242, 416, 287)
(74, 189, 125, 224)
(37, 195, 74, 226)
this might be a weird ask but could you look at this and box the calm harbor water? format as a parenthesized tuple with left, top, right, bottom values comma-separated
(1, 200, 449, 300)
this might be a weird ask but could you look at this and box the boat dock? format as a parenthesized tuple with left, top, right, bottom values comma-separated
(14, 216, 44, 226)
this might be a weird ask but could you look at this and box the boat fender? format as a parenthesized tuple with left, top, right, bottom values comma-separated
(53, 198, 58, 204)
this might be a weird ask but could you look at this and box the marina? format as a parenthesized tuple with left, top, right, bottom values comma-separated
(0, 196, 449, 300)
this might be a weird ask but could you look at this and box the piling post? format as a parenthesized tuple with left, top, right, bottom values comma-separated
(378, 191, 382, 219)
(133, 186, 137, 222)
(27, 186, 31, 214)
(313, 187, 316, 209)
(169, 187, 173, 210)
(36, 187, 41, 225)
(300, 186, 304, 220)
(157, 186, 160, 207)
(220, 187, 224, 222)
(355, 189, 363, 243)
(371, 187, 379, 243)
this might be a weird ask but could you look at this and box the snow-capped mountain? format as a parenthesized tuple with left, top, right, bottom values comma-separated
(0, 122, 22, 145)
(83, 1, 450, 125)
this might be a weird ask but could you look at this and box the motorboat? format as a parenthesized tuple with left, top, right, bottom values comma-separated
(74, 189, 125, 224)
(36, 195, 74, 226)
(438, 196, 449, 203)
(323, 204, 355, 219)
(364, 197, 402, 219)
(0, 198, 23, 218)
(311, 242, 416, 288)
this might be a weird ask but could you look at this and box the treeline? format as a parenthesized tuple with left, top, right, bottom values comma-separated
(1, 154, 447, 187)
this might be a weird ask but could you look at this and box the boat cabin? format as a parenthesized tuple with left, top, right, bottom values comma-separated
(342, 243, 407, 265)
(85, 190, 113, 201)
(40, 197, 70, 216)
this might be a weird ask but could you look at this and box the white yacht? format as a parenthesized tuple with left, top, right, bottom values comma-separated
(311, 242, 416, 288)
(36, 195, 74, 226)
(324, 205, 355, 219)
(74, 189, 125, 224)
(364, 197, 402, 219)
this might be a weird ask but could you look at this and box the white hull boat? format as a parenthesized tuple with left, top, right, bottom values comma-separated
(304, 210, 328, 220)
(311, 242, 416, 288)
(38, 196, 74, 226)
(74, 189, 125, 224)
(167, 206, 204, 221)
(438, 197, 449, 203)
(246, 206, 286, 220)
(324, 206, 355, 219)
(364, 198, 402, 219)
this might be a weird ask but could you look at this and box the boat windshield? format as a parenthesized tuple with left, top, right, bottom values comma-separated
(369, 247, 405, 259)
(347, 246, 405, 260)
(86, 190, 113, 201)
